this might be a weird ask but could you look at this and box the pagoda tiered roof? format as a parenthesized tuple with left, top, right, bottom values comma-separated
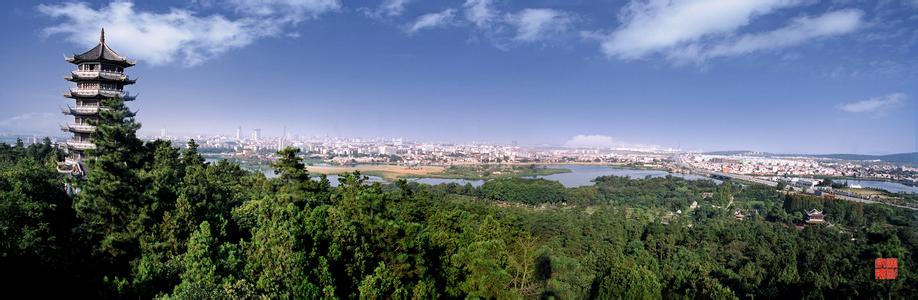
(58, 28, 137, 178)
(65, 28, 135, 67)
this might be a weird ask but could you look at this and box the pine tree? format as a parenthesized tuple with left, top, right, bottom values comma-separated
(171, 221, 221, 298)
(182, 139, 205, 167)
(74, 96, 149, 266)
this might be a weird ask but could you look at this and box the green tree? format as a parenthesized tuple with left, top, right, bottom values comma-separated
(75, 96, 149, 265)
(171, 221, 221, 297)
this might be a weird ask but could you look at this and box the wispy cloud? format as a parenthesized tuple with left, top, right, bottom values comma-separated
(226, 0, 340, 21)
(836, 93, 907, 116)
(0, 112, 66, 134)
(459, 1, 576, 47)
(586, 0, 863, 64)
(360, 0, 413, 19)
(405, 9, 456, 33)
(505, 9, 574, 42)
(38, 1, 337, 66)
(670, 10, 863, 63)
(463, 0, 498, 29)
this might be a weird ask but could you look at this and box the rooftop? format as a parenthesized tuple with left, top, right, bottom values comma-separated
(66, 28, 135, 67)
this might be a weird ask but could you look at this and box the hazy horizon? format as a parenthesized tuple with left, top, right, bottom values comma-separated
(2, 0, 917, 155)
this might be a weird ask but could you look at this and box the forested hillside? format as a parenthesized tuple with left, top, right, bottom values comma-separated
(1, 98, 915, 298)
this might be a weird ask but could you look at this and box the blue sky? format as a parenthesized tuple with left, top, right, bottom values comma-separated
(1, 0, 916, 154)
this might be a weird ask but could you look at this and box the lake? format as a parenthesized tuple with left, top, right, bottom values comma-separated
(241, 162, 722, 188)
(408, 165, 719, 188)
(835, 179, 918, 194)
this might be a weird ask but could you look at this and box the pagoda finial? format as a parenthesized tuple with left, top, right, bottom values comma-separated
(100, 27, 105, 45)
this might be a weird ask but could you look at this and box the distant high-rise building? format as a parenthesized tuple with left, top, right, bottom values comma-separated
(236, 126, 242, 141)
(160, 128, 166, 138)
(253, 128, 261, 141)
(58, 28, 136, 177)
(280, 126, 286, 149)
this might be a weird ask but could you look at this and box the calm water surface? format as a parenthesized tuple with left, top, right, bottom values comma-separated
(835, 179, 918, 194)
(410, 165, 719, 188)
(225, 159, 914, 193)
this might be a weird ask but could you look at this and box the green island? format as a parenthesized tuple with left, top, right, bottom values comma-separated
(1, 98, 915, 298)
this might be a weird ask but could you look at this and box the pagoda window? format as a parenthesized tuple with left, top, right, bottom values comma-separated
(79, 64, 98, 71)
(102, 64, 119, 72)
(77, 82, 100, 89)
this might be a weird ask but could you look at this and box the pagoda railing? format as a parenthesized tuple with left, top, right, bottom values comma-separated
(60, 124, 96, 133)
(66, 140, 96, 150)
(61, 105, 101, 115)
(70, 88, 124, 97)
(72, 70, 127, 80)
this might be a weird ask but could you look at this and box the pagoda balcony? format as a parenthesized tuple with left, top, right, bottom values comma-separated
(69, 70, 135, 83)
(56, 157, 84, 176)
(60, 123, 96, 133)
(65, 140, 96, 150)
(67, 88, 124, 98)
(61, 105, 101, 115)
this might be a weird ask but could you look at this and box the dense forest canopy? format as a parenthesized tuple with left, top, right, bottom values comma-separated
(1, 98, 916, 298)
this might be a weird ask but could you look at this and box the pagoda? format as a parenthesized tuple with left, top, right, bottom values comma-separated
(805, 209, 827, 224)
(57, 28, 136, 176)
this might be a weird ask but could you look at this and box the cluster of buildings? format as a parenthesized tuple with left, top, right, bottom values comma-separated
(680, 154, 917, 185)
(149, 130, 675, 167)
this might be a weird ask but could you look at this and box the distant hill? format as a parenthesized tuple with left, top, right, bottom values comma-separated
(809, 152, 918, 165)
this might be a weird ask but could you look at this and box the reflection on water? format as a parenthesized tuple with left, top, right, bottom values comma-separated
(836, 179, 918, 194)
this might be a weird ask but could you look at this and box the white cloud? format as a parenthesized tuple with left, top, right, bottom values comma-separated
(598, 0, 803, 59)
(463, 0, 498, 29)
(587, 0, 862, 63)
(361, 0, 413, 18)
(38, 1, 335, 66)
(406, 9, 456, 33)
(564, 134, 616, 148)
(837, 93, 906, 116)
(678, 10, 863, 62)
(506, 8, 573, 42)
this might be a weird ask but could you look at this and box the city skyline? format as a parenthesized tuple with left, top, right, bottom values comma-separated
(1, 0, 917, 154)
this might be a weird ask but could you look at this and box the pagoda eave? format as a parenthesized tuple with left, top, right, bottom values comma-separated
(65, 75, 136, 85)
(60, 106, 102, 116)
(63, 90, 131, 99)
(66, 57, 136, 67)
(59, 124, 97, 134)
